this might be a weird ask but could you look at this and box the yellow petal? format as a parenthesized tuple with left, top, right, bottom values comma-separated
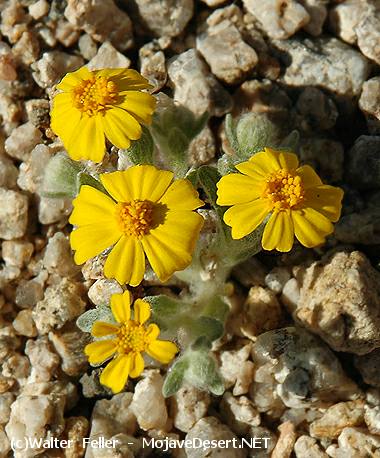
(110, 290, 131, 323)
(236, 149, 280, 178)
(100, 354, 131, 393)
(223, 199, 270, 239)
(50, 93, 81, 145)
(216, 173, 262, 206)
(84, 340, 116, 365)
(297, 165, 323, 189)
(103, 236, 145, 286)
(292, 207, 334, 248)
(103, 68, 152, 91)
(103, 107, 142, 145)
(262, 211, 294, 252)
(65, 115, 106, 163)
(92, 322, 119, 337)
(129, 352, 145, 378)
(118, 91, 156, 124)
(69, 185, 117, 226)
(70, 223, 121, 265)
(141, 210, 203, 282)
(56, 66, 92, 91)
(133, 299, 151, 324)
(304, 185, 344, 222)
(147, 340, 178, 364)
(146, 323, 160, 342)
(159, 178, 204, 210)
(100, 165, 174, 202)
(270, 148, 299, 170)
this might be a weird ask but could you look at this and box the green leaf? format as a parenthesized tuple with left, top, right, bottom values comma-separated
(76, 305, 115, 333)
(162, 357, 189, 397)
(121, 126, 154, 165)
(144, 295, 183, 330)
(225, 114, 239, 154)
(202, 296, 230, 323)
(186, 349, 224, 396)
(77, 172, 108, 195)
(189, 316, 224, 342)
(41, 153, 83, 198)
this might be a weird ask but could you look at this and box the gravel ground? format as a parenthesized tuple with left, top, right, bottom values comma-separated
(1, 0, 380, 457)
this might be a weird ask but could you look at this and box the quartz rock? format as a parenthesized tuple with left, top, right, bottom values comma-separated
(295, 87, 338, 132)
(299, 138, 344, 183)
(330, 0, 380, 65)
(32, 51, 84, 88)
(359, 77, 380, 133)
(196, 17, 257, 84)
(63, 416, 89, 458)
(5, 391, 66, 456)
(86, 393, 137, 457)
(299, 0, 328, 36)
(139, 44, 167, 91)
(0, 392, 14, 425)
(201, 0, 229, 5)
(243, 0, 310, 40)
(271, 421, 296, 458)
(326, 427, 380, 457)
(33, 279, 86, 334)
(1, 241, 33, 268)
(5, 122, 42, 161)
(264, 267, 291, 294)
(220, 392, 260, 435)
(64, 0, 133, 51)
(293, 251, 380, 355)
(87, 279, 123, 307)
(247, 426, 276, 457)
(55, 19, 81, 48)
(354, 348, 380, 388)
(185, 417, 245, 458)
(38, 196, 72, 225)
(219, 342, 254, 396)
(188, 126, 216, 166)
(134, 0, 193, 37)
(28, 0, 50, 20)
(25, 99, 50, 128)
(346, 136, 380, 190)
(17, 144, 50, 193)
(12, 30, 40, 66)
(12, 310, 37, 337)
(0, 426, 10, 457)
(15, 278, 44, 309)
(310, 401, 365, 439)
(294, 435, 328, 458)
(80, 371, 109, 398)
(0, 154, 18, 189)
(251, 328, 359, 412)
(131, 370, 168, 431)
(87, 42, 130, 71)
(273, 37, 370, 96)
(241, 286, 283, 338)
(49, 329, 89, 377)
(25, 337, 60, 382)
(170, 384, 210, 432)
(42, 232, 80, 278)
(78, 34, 98, 61)
(0, 189, 28, 240)
(168, 49, 233, 117)
(364, 404, 380, 435)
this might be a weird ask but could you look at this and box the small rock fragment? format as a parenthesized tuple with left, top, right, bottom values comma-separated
(271, 421, 296, 458)
(131, 371, 168, 431)
(49, 330, 89, 377)
(170, 384, 210, 432)
(346, 136, 380, 190)
(12, 310, 37, 337)
(168, 49, 233, 117)
(220, 392, 260, 435)
(354, 348, 380, 388)
(87, 278, 123, 306)
(87, 42, 130, 70)
(0, 189, 28, 240)
(32, 51, 84, 88)
(25, 337, 60, 382)
(64, 0, 133, 51)
(42, 232, 80, 278)
(243, 0, 310, 39)
(219, 342, 254, 396)
(63, 416, 89, 458)
(294, 435, 328, 458)
(326, 427, 380, 457)
(5, 122, 42, 161)
(1, 241, 33, 268)
(264, 267, 291, 294)
(17, 144, 51, 193)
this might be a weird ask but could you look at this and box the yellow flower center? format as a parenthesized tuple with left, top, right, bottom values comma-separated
(263, 169, 305, 211)
(116, 321, 148, 354)
(116, 200, 154, 238)
(72, 76, 118, 116)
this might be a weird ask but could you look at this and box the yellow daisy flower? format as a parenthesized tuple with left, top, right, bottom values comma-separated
(216, 147, 344, 252)
(69, 164, 204, 286)
(85, 290, 178, 393)
(50, 66, 156, 163)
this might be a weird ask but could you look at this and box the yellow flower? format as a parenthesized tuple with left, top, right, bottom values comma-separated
(50, 66, 156, 163)
(216, 148, 344, 252)
(85, 290, 178, 393)
(70, 164, 204, 286)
